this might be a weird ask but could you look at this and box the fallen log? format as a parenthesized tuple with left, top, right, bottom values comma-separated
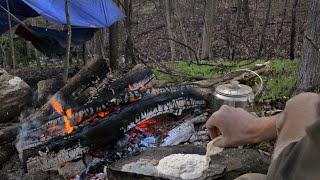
(190, 62, 270, 88)
(8, 66, 80, 88)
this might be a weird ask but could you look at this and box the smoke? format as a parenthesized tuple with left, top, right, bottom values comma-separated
(15, 109, 40, 161)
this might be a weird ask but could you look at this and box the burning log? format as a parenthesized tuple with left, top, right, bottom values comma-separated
(25, 58, 110, 122)
(26, 58, 155, 123)
(18, 89, 207, 173)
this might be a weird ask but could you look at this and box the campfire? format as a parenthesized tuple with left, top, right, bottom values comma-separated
(15, 58, 209, 178)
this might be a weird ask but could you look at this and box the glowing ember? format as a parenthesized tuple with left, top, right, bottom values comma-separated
(137, 118, 156, 129)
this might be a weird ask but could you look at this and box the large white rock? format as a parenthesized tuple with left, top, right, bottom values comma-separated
(0, 69, 32, 122)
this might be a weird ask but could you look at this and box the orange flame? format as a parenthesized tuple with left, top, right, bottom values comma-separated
(50, 96, 74, 135)
(63, 117, 74, 134)
(50, 96, 63, 115)
(66, 108, 73, 119)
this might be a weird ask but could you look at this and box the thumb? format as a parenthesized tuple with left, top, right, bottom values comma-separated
(211, 136, 227, 147)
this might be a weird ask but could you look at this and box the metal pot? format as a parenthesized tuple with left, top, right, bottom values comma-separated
(213, 80, 255, 112)
(212, 68, 264, 112)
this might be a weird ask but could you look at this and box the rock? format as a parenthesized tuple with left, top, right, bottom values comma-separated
(189, 134, 199, 143)
(0, 69, 32, 123)
(37, 78, 64, 105)
(108, 145, 270, 180)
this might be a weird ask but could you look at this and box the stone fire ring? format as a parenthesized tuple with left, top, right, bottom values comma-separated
(107, 145, 270, 180)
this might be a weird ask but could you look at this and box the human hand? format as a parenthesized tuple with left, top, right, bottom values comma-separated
(205, 105, 262, 147)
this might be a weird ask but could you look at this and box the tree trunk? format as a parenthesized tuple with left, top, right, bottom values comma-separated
(109, 23, 119, 70)
(82, 43, 86, 65)
(290, 0, 299, 60)
(64, 0, 72, 83)
(295, 0, 320, 93)
(6, 0, 16, 71)
(258, 0, 272, 58)
(124, 0, 136, 65)
(174, 0, 192, 62)
(242, 0, 250, 25)
(164, 0, 176, 61)
(201, 0, 216, 61)
(99, 29, 107, 59)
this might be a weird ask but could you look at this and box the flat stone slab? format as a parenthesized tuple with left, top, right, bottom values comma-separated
(108, 145, 270, 180)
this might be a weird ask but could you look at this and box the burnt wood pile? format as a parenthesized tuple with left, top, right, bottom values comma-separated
(16, 58, 208, 173)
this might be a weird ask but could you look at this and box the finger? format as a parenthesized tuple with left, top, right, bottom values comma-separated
(205, 111, 220, 129)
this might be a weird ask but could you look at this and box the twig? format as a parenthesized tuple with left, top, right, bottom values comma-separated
(157, 37, 200, 64)
(134, 47, 205, 81)
(136, 25, 165, 38)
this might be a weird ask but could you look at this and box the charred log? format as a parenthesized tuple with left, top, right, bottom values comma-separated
(18, 89, 206, 173)
(26, 58, 154, 124)
(25, 58, 110, 122)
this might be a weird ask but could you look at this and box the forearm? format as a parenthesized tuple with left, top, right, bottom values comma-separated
(251, 114, 279, 143)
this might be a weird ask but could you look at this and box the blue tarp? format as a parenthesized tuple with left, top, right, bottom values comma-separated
(22, 0, 124, 28)
(16, 25, 97, 56)
(0, 0, 38, 34)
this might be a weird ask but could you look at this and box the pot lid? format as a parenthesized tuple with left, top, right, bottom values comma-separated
(215, 81, 253, 97)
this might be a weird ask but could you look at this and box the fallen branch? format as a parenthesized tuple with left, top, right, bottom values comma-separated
(190, 62, 270, 88)
(157, 37, 200, 64)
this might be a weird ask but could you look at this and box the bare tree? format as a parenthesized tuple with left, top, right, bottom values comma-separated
(124, 0, 136, 64)
(242, 0, 250, 25)
(295, 0, 320, 93)
(174, 0, 192, 61)
(290, 0, 299, 60)
(201, 0, 217, 60)
(6, 0, 16, 70)
(109, 23, 119, 70)
(258, 0, 272, 58)
(164, 0, 176, 61)
(64, 0, 72, 82)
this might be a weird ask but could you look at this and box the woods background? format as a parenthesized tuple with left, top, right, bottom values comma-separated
(1, 0, 319, 93)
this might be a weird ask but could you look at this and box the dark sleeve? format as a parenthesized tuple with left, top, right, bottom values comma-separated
(267, 120, 320, 180)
